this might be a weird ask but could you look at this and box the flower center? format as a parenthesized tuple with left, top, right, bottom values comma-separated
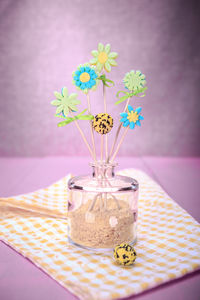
(129, 74, 142, 89)
(127, 111, 139, 123)
(98, 52, 108, 64)
(80, 72, 90, 82)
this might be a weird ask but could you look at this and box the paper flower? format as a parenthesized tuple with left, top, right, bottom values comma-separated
(123, 70, 146, 91)
(90, 43, 118, 73)
(120, 105, 144, 129)
(72, 63, 98, 94)
(51, 87, 80, 117)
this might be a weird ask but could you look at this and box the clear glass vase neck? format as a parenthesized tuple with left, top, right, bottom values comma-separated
(90, 161, 117, 179)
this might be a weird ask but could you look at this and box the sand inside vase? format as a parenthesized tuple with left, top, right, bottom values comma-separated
(68, 197, 136, 248)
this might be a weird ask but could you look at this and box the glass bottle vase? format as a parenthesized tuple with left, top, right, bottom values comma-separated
(67, 161, 139, 251)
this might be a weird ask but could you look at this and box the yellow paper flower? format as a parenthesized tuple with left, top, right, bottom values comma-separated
(90, 43, 118, 73)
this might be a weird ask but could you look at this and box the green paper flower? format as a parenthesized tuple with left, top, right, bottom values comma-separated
(90, 43, 118, 73)
(123, 70, 146, 91)
(51, 87, 80, 117)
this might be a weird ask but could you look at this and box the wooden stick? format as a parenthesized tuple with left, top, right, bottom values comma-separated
(105, 134, 108, 161)
(103, 83, 107, 113)
(111, 194, 121, 209)
(101, 134, 104, 161)
(87, 93, 96, 160)
(103, 83, 109, 162)
(108, 123, 122, 162)
(70, 111, 95, 160)
(89, 193, 100, 211)
(107, 98, 130, 162)
(124, 98, 131, 112)
(110, 127, 129, 163)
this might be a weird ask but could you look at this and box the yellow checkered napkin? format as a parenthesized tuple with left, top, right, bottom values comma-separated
(0, 169, 200, 300)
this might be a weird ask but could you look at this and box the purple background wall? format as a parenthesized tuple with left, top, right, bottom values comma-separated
(0, 0, 199, 157)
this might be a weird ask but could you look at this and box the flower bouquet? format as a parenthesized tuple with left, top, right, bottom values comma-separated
(51, 43, 147, 251)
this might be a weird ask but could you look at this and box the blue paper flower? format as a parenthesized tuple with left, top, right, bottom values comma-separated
(72, 63, 99, 94)
(120, 105, 144, 129)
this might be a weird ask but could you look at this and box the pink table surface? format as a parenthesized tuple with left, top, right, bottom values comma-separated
(0, 156, 200, 300)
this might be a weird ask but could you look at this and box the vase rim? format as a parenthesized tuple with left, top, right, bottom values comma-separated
(89, 160, 118, 168)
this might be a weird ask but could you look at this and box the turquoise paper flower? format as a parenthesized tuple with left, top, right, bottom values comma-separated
(120, 105, 144, 129)
(72, 63, 98, 94)
(123, 70, 146, 91)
